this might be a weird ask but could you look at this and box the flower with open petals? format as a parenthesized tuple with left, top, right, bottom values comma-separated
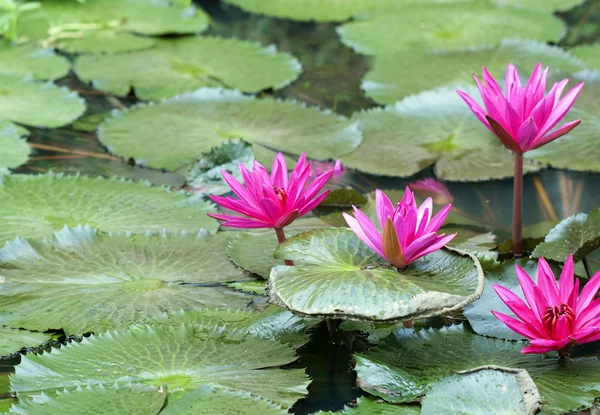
(457, 63, 583, 153)
(312, 159, 347, 183)
(409, 178, 454, 205)
(492, 255, 600, 355)
(208, 153, 334, 229)
(342, 187, 456, 269)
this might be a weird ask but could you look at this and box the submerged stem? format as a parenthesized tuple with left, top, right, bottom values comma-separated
(513, 152, 524, 258)
(582, 256, 592, 279)
(275, 227, 294, 266)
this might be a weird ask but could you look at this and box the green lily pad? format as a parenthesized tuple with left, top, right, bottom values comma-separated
(6, 383, 167, 415)
(0, 121, 30, 174)
(0, 226, 253, 334)
(421, 367, 542, 415)
(71, 111, 111, 132)
(75, 36, 301, 100)
(0, 327, 53, 358)
(269, 227, 484, 322)
(227, 280, 267, 295)
(55, 30, 156, 54)
(0, 42, 69, 80)
(532, 209, 600, 262)
(362, 40, 586, 105)
(98, 88, 361, 170)
(0, 76, 85, 128)
(341, 87, 542, 180)
(0, 173, 218, 246)
(337, 4, 564, 56)
(492, 0, 585, 11)
(355, 324, 600, 413)
(317, 396, 421, 414)
(569, 44, 600, 71)
(11, 323, 308, 407)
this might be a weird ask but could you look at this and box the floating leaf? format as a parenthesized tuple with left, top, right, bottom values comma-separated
(341, 87, 542, 180)
(6, 383, 167, 415)
(337, 5, 564, 56)
(0, 327, 52, 358)
(227, 280, 267, 295)
(492, 0, 585, 12)
(570, 44, 600, 71)
(11, 324, 308, 407)
(421, 367, 542, 415)
(269, 228, 483, 322)
(0, 121, 30, 174)
(55, 30, 156, 54)
(317, 396, 420, 414)
(0, 76, 85, 128)
(0, 42, 69, 80)
(98, 88, 362, 170)
(0, 227, 252, 334)
(362, 40, 586, 105)
(532, 209, 600, 262)
(0, 173, 218, 246)
(75, 37, 301, 100)
(355, 324, 600, 413)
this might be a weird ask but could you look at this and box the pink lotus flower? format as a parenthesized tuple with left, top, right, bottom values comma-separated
(409, 178, 454, 205)
(457, 63, 584, 153)
(208, 152, 334, 229)
(312, 159, 347, 183)
(343, 187, 456, 269)
(492, 255, 600, 355)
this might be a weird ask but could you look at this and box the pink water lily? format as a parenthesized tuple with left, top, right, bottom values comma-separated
(343, 187, 456, 269)
(457, 63, 583, 153)
(312, 159, 347, 183)
(409, 178, 454, 205)
(208, 152, 334, 229)
(492, 255, 600, 355)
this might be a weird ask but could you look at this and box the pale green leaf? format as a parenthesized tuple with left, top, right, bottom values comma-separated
(492, 0, 585, 12)
(0, 42, 68, 80)
(0, 120, 30, 174)
(55, 30, 156, 54)
(317, 396, 421, 414)
(0, 327, 52, 358)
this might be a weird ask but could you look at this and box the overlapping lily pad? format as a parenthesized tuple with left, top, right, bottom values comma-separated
(362, 40, 586, 105)
(570, 44, 600, 71)
(492, 0, 586, 11)
(0, 121, 30, 174)
(6, 383, 167, 415)
(532, 209, 600, 262)
(355, 324, 600, 413)
(75, 37, 301, 100)
(0, 173, 218, 246)
(0, 76, 85, 128)
(56, 30, 156, 54)
(0, 42, 69, 80)
(0, 226, 252, 334)
(269, 227, 484, 322)
(0, 327, 53, 358)
(337, 5, 564, 56)
(341, 87, 542, 180)
(317, 396, 420, 414)
(11, 323, 308, 408)
(98, 88, 362, 170)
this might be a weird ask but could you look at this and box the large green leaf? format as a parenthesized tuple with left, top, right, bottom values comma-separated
(0, 173, 218, 246)
(11, 324, 308, 407)
(0, 42, 69, 80)
(362, 40, 586, 105)
(569, 44, 600, 71)
(269, 227, 484, 322)
(6, 383, 167, 415)
(0, 327, 52, 358)
(75, 37, 301, 100)
(55, 30, 156, 54)
(337, 4, 564, 56)
(317, 396, 421, 414)
(0, 121, 30, 174)
(0, 227, 252, 334)
(532, 209, 600, 262)
(491, 0, 585, 11)
(98, 88, 362, 170)
(0, 76, 85, 128)
(341, 87, 542, 180)
(421, 367, 542, 415)
(355, 324, 600, 414)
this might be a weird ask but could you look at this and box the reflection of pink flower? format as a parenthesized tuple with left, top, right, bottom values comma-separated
(343, 187, 455, 269)
(492, 255, 600, 355)
(409, 178, 454, 205)
(457, 63, 583, 153)
(312, 160, 347, 182)
(208, 152, 333, 229)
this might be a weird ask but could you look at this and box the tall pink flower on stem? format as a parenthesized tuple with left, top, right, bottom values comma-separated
(208, 152, 334, 265)
(343, 187, 456, 269)
(492, 255, 600, 356)
(457, 63, 583, 257)
(409, 178, 454, 205)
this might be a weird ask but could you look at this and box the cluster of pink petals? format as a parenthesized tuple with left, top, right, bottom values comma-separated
(208, 152, 333, 229)
(493, 255, 600, 355)
(408, 178, 454, 205)
(311, 159, 347, 182)
(457, 63, 584, 153)
(343, 187, 456, 269)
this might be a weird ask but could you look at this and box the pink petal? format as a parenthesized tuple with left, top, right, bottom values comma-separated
(376, 189, 396, 230)
(572, 325, 600, 344)
(522, 337, 572, 354)
(577, 269, 600, 312)
(492, 284, 539, 325)
(274, 209, 300, 228)
(530, 119, 581, 150)
(297, 189, 330, 216)
(210, 195, 269, 222)
(537, 81, 584, 138)
(536, 257, 559, 305)
(505, 102, 523, 139)
(558, 254, 575, 304)
(343, 212, 384, 258)
(516, 117, 539, 152)
(516, 265, 548, 321)
(554, 316, 572, 340)
(287, 162, 311, 205)
(221, 170, 254, 203)
(491, 310, 539, 339)
(416, 198, 433, 231)
(302, 169, 334, 201)
(405, 233, 456, 263)
(575, 298, 600, 329)
(207, 213, 270, 228)
(270, 152, 288, 188)
(456, 90, 492, 131)
(424, 204, 451, 234)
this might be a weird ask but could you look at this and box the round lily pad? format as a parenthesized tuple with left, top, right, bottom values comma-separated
(0, 120, 31, 174)
(0, 327, 53, 358)
(75, 37, 301, 100)
(11, 323, 309, 408)
(492, 0, 585, 11)
(570, 44, 600, 71)
(362, 40, 586, 105)
(341, 87, 542, 180)
(0, 173, 218, 245)
(98, 88, 362, 170)
(0, 42, 69, 80)
(0, 76, 85, 128)
(55, 30, 156, 54)
(337, 4, 564, 56)
(269, 227, 484, 322)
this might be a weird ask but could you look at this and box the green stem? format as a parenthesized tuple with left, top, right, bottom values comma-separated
(275, 227, 294, 266)
(513, 152, 524, 258)
(582, 256, 592, 279)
